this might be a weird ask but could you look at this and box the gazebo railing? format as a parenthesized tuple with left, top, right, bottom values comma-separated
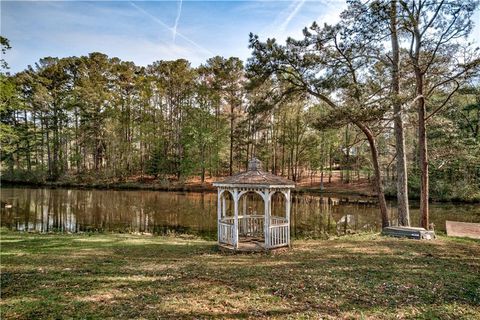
(271, 216, 287, 226)
(239, 215, 264, 237)
(219, 215, 289, 248)
(268, 221, 289, 248)
(218, 218, 234, 245)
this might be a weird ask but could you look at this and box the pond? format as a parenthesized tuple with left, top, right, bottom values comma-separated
(1, 187, 479, 239)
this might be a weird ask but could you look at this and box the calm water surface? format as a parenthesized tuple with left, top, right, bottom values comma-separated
(1, 187, 479, 238)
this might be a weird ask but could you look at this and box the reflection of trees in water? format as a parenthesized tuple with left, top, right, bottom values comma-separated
(291, 195, 338, 238)
(2, 188, 478, 237)
(0, 189, 386, 237)
(0, 189, 219, 236)
(288, 195, 426, 237)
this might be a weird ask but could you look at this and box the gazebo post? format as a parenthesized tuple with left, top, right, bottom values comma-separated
(222, 194, 226, 218)
(242, 195, 247, 236)
(233, 189, 239, 249)
(285, 189, 291, 247)
(263, 189, 270, 249)
(217, 189, 221, 244)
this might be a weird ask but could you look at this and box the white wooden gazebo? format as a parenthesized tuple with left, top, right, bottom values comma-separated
(213, 158, 295, 251)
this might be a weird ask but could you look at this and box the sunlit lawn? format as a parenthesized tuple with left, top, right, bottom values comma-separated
(1, 228, 479, 319)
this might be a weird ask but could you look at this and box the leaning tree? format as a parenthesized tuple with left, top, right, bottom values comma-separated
(247, 22, 393, 227)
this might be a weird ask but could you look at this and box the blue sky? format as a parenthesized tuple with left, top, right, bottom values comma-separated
(1, 1, 479, 73)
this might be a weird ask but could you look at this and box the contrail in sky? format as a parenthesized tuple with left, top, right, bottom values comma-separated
(129, 1, 212, 55)
(279, 0, 306, 32)
(173, 0, 183, 42)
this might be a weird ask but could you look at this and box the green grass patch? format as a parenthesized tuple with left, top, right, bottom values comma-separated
(1, 229, 479, 319)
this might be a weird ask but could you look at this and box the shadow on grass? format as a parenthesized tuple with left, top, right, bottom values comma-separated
(1, 230, 479, 319)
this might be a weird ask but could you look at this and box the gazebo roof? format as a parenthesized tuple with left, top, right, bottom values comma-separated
(213, 158, 295, 188)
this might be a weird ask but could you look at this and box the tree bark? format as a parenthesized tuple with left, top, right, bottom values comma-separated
(417, 75, 429, 229)
(412, 20, 429, 229)
(229, 103, 234, 176)
(328, 143, 332, 183)
(23, 109, 31, 172)
(390, 0, 410, 226)
(357, 122, 390, 228)
(344, 124, 350, 184)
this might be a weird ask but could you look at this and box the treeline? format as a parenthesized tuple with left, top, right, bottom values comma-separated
(1, 1, 480, 228)
(0, 49, 354, 183)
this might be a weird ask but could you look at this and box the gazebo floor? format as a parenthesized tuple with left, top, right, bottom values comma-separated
(219, 236, 265, 252)
(218, 236, 288, 252)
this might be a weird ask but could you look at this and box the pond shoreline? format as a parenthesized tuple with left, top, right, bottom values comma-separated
(2, 179, 480, 203)
(0, 179, 379, 198)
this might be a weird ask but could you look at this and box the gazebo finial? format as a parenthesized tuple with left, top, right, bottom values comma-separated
(248, 157, 262, 171)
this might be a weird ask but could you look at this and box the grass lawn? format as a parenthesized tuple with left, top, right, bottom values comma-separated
(1, 229, 479, 319)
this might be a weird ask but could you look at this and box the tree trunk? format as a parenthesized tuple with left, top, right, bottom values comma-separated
(417, 78, 429, 229)
(23, 109, 31, 172)
(344, 124, 350, 184)
(229, 100, 234, 176)
(307, 86, 389, 228)
(45, 115, 52, 179)
(357, 122, 389, 228)
(201, 146, 206, 183)
(390, 0, 410, 226)
(272, 119, 277, 174)
(52, 103, 60, 180)
(320, 165, 324, 190)
(411, 21, 429, 229)
(328, 143, 332, 183)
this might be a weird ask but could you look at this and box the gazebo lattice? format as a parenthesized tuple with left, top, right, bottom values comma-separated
(213, 158, 295, 251)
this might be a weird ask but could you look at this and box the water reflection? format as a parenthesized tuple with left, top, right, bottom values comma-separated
(1, 187, 479, 238)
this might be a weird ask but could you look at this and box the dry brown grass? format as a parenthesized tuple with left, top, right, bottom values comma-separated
(1, 229, 479, 319)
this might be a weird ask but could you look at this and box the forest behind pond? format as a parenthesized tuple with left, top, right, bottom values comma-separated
(1, 1, 479, 224)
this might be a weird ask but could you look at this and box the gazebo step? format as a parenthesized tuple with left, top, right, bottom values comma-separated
(219, 242, 266, 252)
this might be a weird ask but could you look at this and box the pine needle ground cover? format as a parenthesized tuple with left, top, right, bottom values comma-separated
(1, 229, 479, 319)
